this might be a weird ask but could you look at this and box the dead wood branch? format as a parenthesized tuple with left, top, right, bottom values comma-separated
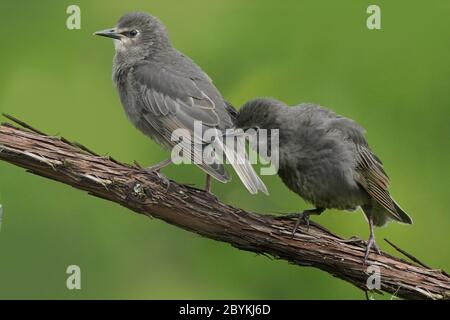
(0, 118, 448, 300)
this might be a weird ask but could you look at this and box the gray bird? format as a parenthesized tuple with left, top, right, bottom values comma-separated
(235, 98, 412, 261)
(94, 12, 267, 195)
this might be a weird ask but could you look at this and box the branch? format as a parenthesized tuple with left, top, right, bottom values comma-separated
(0, 118, 449, 300)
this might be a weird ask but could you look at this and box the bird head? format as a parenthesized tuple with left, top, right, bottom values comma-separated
(235, 98, 286, 131)
(94, 12, 170, 57)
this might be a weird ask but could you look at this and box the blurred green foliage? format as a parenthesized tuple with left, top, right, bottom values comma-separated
(0, 0, 449, 299)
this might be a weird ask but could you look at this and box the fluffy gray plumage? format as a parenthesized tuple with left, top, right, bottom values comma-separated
(236, 98, 412, 259)
(95, 12, 267, 194)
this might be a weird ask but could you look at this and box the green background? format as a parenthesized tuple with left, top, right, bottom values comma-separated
(0, 0, 449, 299)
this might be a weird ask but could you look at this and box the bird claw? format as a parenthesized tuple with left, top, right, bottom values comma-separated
(364, 235, 381, 264)
(157, 172, 171, 191)
(205, 190, 218, 201)
(145, 167, 170, 191)
(301, 212, 311, 227)
(291, 211, 310, 238)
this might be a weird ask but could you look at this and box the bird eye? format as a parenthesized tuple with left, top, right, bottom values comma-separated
(128, 29, 139, 37)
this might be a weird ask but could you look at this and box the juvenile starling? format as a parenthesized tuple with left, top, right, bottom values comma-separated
(235, 98, 412, 262)
(94, 12, 267, 195)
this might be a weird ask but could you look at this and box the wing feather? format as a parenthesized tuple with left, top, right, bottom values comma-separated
(326, 117, 401, 219)
(132, 62, 232, 182)
(129, 61, 267, 194)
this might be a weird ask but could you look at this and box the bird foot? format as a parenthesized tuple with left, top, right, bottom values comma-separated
(364, 235, 381, 264)
(144, 167, 170, 191)
(204, 189, 218, 201)
(291, 211, 311, 237)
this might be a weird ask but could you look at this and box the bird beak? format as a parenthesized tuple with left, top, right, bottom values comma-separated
(94, 28, 121, 40)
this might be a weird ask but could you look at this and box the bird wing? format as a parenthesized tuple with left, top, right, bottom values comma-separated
(354, 145, 397, 215)
(133, 62, 230, 127)
(325, 117, 402, 220)
(131, 62, 231, 181)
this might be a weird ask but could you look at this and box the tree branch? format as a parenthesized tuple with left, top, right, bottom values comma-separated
(0, 118, 449, 300)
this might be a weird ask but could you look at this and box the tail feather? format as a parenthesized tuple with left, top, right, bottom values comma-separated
(177, 132, 230, 183)
(363, 199, 412, 227)
(196, 162, 230, 183)
(392, 200, 413, 224)
(216, 135, 268, 195)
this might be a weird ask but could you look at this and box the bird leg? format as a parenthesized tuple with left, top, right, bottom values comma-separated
(204, 174, 219, 200)
(145, 158, 172, 171)
(144, 158, 172, 190)
(291, 207, 325, 237)
(364, 214, 381, 264)
(205, 174, 212, 193)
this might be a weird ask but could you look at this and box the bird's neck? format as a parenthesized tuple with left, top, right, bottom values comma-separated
(112, 54, 133, 85)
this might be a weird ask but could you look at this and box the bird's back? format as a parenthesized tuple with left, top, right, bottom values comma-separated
(146, 48, 235, 129)
(277, 104, 367, 210)
(114, 47, 235, 139)
(275, 103, 411, 225)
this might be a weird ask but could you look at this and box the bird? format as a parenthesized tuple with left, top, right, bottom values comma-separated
(94, 12, 267, 195)
(235, 98, 412, 262)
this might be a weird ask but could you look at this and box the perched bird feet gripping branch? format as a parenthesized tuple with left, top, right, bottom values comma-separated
(364, 235, 381, 264)
(291, 208, 325, 237)
(144, 158, 172, 191)
(363, 214, 382, 264)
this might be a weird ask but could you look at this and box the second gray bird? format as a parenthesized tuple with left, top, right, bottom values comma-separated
(235, 98, 412, 262)
(94, 12, 267, 195)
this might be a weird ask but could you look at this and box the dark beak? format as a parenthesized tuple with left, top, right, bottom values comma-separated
(94, 28, 121, 40)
